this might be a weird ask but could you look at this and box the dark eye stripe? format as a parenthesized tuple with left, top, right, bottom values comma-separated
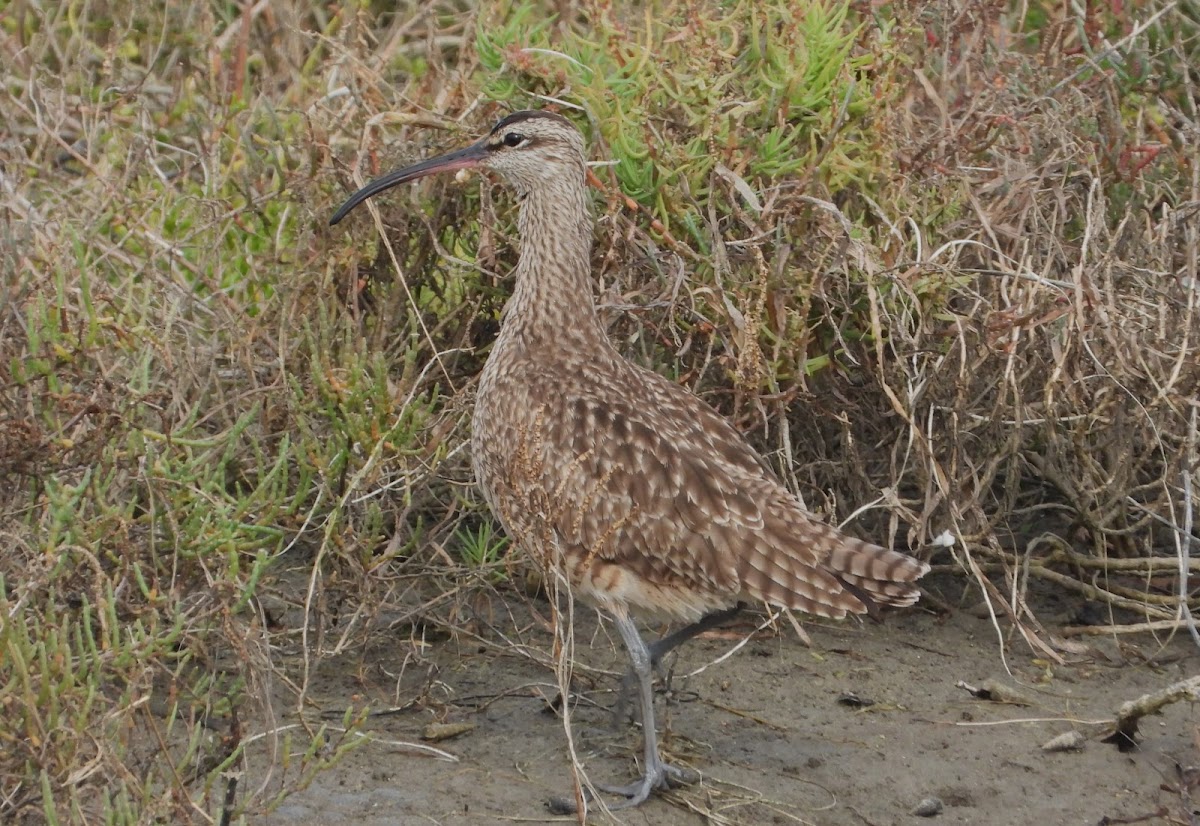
(486, 133, 541, 152)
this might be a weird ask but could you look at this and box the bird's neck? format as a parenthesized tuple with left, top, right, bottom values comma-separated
(502, 180, 607, 349)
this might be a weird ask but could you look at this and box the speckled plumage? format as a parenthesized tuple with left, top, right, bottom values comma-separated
(465, 112, 928, 623)
(332, 110, 930, 811)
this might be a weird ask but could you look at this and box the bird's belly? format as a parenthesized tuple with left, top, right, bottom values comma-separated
(472, 407, 732, 621)
(568, 557, 735, 622)
(470, 358, 737, 623)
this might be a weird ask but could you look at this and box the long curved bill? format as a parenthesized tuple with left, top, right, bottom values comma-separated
(329, 139, 490, 226)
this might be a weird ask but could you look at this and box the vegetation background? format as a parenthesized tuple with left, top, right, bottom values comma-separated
(1, 0, 1197, 822)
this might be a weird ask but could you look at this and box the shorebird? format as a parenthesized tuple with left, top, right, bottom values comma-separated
(331, 110, 930, 811)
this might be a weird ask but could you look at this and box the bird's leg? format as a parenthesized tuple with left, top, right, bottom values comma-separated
(595, 612, 699, 806)
(649, 603, 746, 667)
(614, 603, 744, 724)
(547, 611, 700, 815)
(546, 606, 742, 724)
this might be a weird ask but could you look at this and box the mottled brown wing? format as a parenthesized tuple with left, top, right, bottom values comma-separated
(528, 361, 910, 621)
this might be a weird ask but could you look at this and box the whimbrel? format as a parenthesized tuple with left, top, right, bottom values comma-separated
(331, 110, 930, 811)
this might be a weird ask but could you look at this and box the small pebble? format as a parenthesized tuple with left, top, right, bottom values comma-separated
(913, 797, 944, 817)
(1041, 730, 1087, 752)
(837, 691, 875, 708)
(421, 721, 475, 742)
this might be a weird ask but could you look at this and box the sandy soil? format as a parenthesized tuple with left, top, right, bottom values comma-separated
(256, 576, 1197, 826)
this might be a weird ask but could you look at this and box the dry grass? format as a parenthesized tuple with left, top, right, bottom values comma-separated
(1, 0, 1197, 822)
(861, 1, 1200, 656)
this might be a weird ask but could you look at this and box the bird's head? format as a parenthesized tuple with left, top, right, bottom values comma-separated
(330, 110, 586, 225)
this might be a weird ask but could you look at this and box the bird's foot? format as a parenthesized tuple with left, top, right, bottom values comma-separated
(546, 760, 699, 814)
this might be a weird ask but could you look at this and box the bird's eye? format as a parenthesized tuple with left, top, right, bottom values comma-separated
(503, 132, 526, 148)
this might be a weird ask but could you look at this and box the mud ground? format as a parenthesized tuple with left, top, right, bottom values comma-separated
(256, 575, 1197, 825)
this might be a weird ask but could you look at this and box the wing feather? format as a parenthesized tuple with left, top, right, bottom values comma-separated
(482, 356, 927, 621)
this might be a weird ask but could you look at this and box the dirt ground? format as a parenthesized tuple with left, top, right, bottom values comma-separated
(256, 575, 1197, 826)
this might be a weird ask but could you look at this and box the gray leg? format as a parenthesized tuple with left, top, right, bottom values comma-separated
(615, 603, 744, 723)
(649, 603, 745, 665)
(547, 611, 700, 814)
